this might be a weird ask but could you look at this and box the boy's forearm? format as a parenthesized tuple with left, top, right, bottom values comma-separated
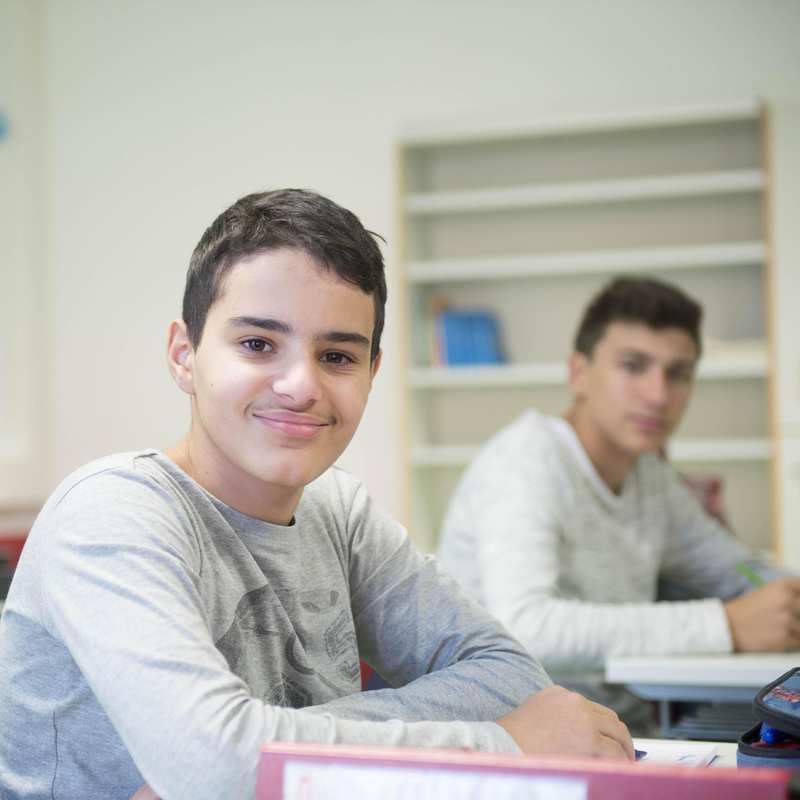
(307, 647, 551, 725)
(493, 593, 732, 672)
(348, 542, 551, 721)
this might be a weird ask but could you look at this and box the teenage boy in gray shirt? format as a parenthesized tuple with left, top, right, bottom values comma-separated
(438, 277, 799, 729)
(0, 190, 632, 800)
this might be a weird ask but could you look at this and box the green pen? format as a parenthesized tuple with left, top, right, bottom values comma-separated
(736, 562, 766, 588)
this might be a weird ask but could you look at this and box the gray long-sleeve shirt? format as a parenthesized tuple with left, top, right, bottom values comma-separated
(0, 451, 550, 800)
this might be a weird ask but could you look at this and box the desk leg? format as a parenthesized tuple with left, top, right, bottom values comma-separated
(658, 699, 672, 738)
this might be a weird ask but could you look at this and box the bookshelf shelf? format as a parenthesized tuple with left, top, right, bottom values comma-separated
(409, 346, 768, 389)
(409, 363, 566, 389)
(670, 438, 771, 463)
(698, 347, 769, 379)
(406, 170, 764, 216)
(410, 445, 477, 468)
(399, 99, 780, 556)
(400, 98, 761, 146)
(411, 438, 771, 468)
(408, 241, 765, 284)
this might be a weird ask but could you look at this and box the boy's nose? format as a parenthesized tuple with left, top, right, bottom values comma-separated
(642, 369, 669, 407)
(272, 358, 322, 408)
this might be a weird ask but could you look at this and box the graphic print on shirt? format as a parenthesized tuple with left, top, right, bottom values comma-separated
(215, 586, 293, 703)
(215, 584, 360, 707)
(266, 672, 313, 708)
(324, 608, 360, 683)
(299, 589, 339, 613)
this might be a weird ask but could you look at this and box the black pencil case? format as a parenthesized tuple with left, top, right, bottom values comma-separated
(738, 666, 800, 769)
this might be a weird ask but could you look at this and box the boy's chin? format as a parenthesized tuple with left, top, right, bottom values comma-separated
(631, 437, 669, 456)
(259, 459, 337, 491)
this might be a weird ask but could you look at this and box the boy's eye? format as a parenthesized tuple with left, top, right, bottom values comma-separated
(668, 366, 694, 383)
(621, 359, 646, 374)
(321, 351, 355, 366)
(242, 338, 272, 353)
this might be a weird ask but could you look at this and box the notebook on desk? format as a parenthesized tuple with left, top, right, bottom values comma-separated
(635, 738, 718, 766)
(257, 742, 795, 800)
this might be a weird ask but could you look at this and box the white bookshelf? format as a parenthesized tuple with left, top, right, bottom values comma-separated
(399, 100, 778, 556)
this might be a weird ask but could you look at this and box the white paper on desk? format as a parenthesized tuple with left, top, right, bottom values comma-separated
(634, 739, 718, 767)
(283, 762, 587, 800)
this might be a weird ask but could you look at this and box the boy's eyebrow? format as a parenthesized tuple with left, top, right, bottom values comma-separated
(617, 348, 651, 359)
(227, 316, 370, 349)
(229, 316, 292, 334)
(616, 347, 696, 366)
(318, 331, 371, 350)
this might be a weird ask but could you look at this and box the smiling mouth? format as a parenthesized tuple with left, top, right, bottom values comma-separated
(253, 412, 331, 439)
(632, 416, 665, 433)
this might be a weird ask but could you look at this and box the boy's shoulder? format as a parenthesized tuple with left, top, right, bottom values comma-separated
(301, 465, 404, 534)
(456, 411, 588, 501)
(46, 449, 151, 494)
(301, 464, 368, 515)
(38, 450, 201, 530)
(21, 450, 204, 573)
(43, 454, 381, 536)
(46, 450, 165, 502)
(476, 409, 566, 465)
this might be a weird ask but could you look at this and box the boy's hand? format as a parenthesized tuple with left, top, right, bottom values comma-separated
(130, 785, 160, 800)
(725, 577, 800, 652)
(497, 685, 634, 760)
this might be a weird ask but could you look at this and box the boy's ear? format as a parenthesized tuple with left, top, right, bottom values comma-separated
(567, 351, 589, 398)
(166, 320, 195, 395)
(369, 349, 382, 385)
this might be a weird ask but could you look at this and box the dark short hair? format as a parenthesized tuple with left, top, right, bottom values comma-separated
(574, 276, 703, 357)
(183, 188, 387, 361)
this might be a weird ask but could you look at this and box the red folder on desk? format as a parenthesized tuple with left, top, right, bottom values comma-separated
(258, 742, 796, 799)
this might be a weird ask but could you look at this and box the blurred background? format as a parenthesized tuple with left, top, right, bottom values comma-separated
(1, 1, 799, 564)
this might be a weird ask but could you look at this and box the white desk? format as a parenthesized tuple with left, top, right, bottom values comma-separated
(706, 740, 737, 768)
(607, 652, 800, 739)
(607, 652, 800, 700)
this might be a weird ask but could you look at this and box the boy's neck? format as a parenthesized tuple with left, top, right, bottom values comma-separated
(165, 437, 301, 525)
(564, 407, 637, 495)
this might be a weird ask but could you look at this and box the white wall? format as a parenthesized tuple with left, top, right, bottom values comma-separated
(0, 0, 44, 508)
(10, 0, 800, 521)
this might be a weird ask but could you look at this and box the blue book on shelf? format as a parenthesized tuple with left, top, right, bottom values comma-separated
(471, 312, 504, 364)
(436, 309, 505, 365)
(438, 310, 469, 365)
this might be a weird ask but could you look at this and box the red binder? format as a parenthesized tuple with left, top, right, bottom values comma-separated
(258, 742, 797, 800)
